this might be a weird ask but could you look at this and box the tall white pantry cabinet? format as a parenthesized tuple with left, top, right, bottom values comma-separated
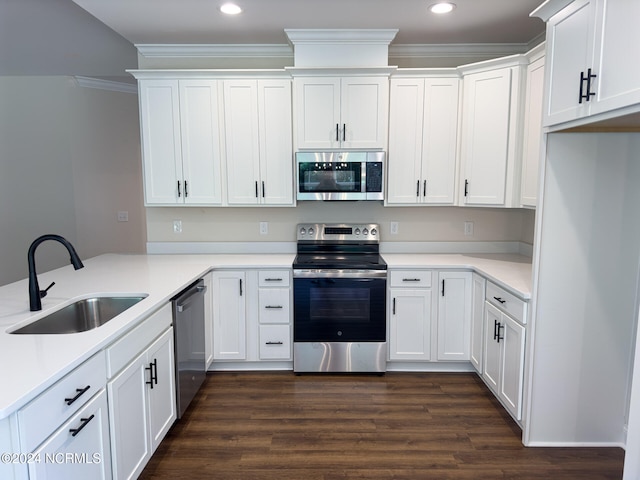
(529, 4, 640, 480)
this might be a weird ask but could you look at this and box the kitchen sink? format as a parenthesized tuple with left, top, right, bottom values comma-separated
(11, 295, 148, 334)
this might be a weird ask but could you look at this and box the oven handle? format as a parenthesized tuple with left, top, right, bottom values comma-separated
(293, 269, 387, 279)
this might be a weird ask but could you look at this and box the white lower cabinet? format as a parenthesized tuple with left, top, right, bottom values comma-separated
(107, 305, 176, 480)
(482, 301, 526, 422)
(388, 270, 433, 361)
(29, 390, 111, 480)
(18, 351, 111, 480)
(469, 273, 486, 373)
(212, 269, 292, 365)
(436, 271, 472, 361)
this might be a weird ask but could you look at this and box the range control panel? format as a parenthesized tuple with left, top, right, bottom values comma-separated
(296, 223, 380, 242)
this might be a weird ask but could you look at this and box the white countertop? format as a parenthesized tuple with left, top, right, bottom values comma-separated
(0, 251, 530, 419)
(382, 253, 532, 299)
(0, 253, 294, 419)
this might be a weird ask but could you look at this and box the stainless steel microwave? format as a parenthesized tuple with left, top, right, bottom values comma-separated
(296, 151, 385, 201)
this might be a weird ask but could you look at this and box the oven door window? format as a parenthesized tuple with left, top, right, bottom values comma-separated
(298, 162, 363, 193)
(294, 277, 386, 342)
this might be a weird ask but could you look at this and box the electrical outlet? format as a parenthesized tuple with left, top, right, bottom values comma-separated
(390, 222, 399, 235)
(173, 220, 182, 233)
(117, 211, 129, 222)
(464, 221, 474, 236)
(260, 222, 268, 235)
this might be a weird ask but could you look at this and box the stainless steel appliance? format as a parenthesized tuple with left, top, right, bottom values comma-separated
(296, 151, 385, 201)
(171, 279, 207, 418)
(293, 223, 387, 373)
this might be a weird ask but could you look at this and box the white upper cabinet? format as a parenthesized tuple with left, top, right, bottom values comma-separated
(458, 60, 525, 207)
(138, 79, 223, 205)
(535, 0, 640, 127)
(387, 75, 459, 205)
(293, 75, 389, 150)
(224, 79, 294, 206)
(520, 50, 545, 208)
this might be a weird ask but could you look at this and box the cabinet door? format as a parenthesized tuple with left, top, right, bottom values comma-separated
(224, 81, 261, 205)
(257, 79, 294, 205)
(388, 288, 432, 361)
(204, 273, 214, 369)
(30, 390, 111, 480)
(469, 274, 486, 373)
(213, 271, 247, 360)
(146, 329, 176, 452)
(139, 80, 183, 205)
(482, 303, 501, 393)
(108, 351, 150, 480)
(520, 56, 545, 207)
(544, 0, 596, 125)
(436, 272, 472, 361)
(591, 0, 640, 115)
(294, 77, 341, 149)
(178, 80, 223, 205)
(340, 77, 388, 149)
(387, 78, 424, 205)
(422, 78, 459, 204)
(460, 67, 513, 205)
(499, 314, 525, 421)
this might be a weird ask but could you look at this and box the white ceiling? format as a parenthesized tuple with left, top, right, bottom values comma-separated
(71, 0, 546, 47)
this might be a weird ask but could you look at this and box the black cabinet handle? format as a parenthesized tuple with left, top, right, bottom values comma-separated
(69, 414, 95, 437)
(239, 278, 243, 296)
(262, 181, 265, 198)
(266, 341, 284, 345)
(64, 386, 91, 406)
(145, 359, 157, 389)
(493, 319, 499, 341)
(416, 180, 420, 197)
(177, 180, 181, 197)
(184, 180, 188, 198)
(336, 123, 339, 142)
(264, 278, 283, 282)
(342, 124, 346, 142)
(464, 179, 469, 197)
(255, 181, 258, 198)
(423, 180, 427, 197)
(265, 305, 283, 309)
(392, 297, 396, 315)
(441, 279, 445, 297)
(579, 68, 597, 104)
(402, 278, 421, 282)
(497, 323, 504, 343)
(493, 296, 506, 304)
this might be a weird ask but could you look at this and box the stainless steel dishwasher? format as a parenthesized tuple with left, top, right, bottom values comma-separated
(172, 279, 206, 418)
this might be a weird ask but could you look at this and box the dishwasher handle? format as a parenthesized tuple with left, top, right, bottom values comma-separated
(176, 283, 206, 313)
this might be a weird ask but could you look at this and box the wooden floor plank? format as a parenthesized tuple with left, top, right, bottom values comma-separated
(140, 372, 624, 479)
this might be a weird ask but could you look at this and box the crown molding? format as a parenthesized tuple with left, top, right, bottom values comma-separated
(73, 76, 137, 94)
(135, 40, 545, 62)
(285, 28, 399, 45)
(136, 44, 293, 58)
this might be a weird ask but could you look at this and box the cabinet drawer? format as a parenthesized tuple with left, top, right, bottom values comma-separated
(486, 282, 527, 324)
(259, 325, 291, 360)
(18, 352, 107, 453)
(258, 270, 290, 287)
(389, 270, 432, 288)
(259, 288, 290, 324)
(106, 303, 172, 378)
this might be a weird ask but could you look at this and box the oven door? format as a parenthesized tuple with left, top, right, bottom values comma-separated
(293, 270, 386, 342)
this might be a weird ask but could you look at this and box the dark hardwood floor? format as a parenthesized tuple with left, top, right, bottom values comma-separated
(140, 372, 624, 479)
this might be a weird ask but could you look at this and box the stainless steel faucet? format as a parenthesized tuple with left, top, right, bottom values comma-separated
(27, 234, 84, 311)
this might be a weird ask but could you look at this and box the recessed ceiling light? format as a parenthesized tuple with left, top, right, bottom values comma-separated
(429, 2, 456, 14)
(220, 3, 242, 15)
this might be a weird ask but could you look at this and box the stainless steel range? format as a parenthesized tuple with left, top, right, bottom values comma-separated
(292, 223, 387, 373)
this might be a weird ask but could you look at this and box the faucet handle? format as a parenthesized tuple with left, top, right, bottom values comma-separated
(40, 282, 56, 299)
